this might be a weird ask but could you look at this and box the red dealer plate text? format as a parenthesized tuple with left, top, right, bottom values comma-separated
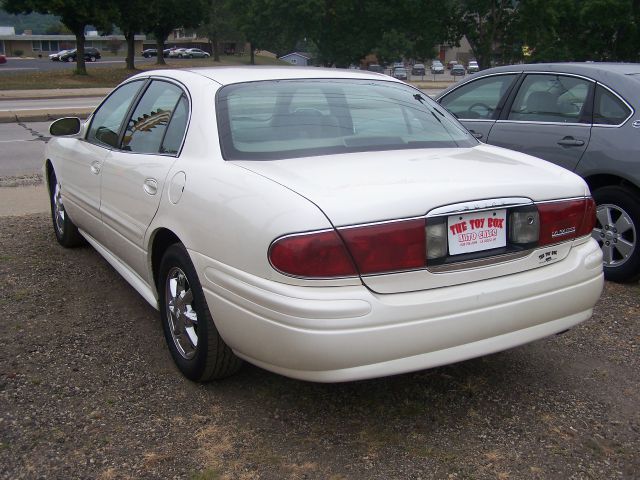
(447, 210, 507, 255)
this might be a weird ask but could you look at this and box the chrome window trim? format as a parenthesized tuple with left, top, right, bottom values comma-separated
(495, 120, 590, 127)
(592, 82, 635, 128)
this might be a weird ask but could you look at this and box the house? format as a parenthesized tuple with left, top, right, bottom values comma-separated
(279, 52, 312, 66)
(0, 28, 145, 56)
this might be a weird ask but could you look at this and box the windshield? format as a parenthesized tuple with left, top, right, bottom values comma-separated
(216, 79, 477, 160)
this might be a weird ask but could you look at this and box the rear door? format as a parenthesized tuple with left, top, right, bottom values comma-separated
(99, 79, 190, 278)
(438, 73, 520, 141)
(486, 73, 593, 171)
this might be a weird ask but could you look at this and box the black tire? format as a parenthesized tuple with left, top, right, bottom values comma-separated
(63, 57, 70, 62)
(49, 171, 84, 248)
(89, 56, 96, 62)
(159, 244, 242, 381)
(592, 186, 640, 282)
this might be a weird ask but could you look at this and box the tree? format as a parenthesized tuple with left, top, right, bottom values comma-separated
(146, 0, 206, 65)
(451, 0, 518, 69)
(198, 0, 242, 61)
(113, 0, 148, 70)
(3, 0, 116, 74)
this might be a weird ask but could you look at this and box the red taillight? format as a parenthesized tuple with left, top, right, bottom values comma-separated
(339, 219, 426, 275)
(269, 230, 357, 278)
(538, 198, 594, 246)
(270, 218, 426, 278)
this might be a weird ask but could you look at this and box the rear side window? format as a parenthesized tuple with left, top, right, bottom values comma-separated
(87, 80, 144, 148)
(508, 74, 592, 124)
(593, 85, 631, 125)
(439, 74, 517, 120)
(121, 80, 186, 154)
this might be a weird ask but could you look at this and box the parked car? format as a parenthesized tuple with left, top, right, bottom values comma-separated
(45, 67, 603, 383)
(59, 48, 101, 62)
(49, 49, 71, 61)
(142, 49, 158, 58)
(392, 67, 408, 80)
(451, 64, 466, 76)
(0, 54, 6, 64)
(437, 62, 640, 281)
(431, 60, 444, 74)
(367, 64, 383, 73)
(183, 48, 210, 58)
(168, 48, 187, 58)
(467, 60, 480, 73)
(412, 63, 426, 76)
(447, 60, 458, 70)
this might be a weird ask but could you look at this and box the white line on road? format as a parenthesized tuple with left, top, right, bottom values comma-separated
(0, 68, 39, 71)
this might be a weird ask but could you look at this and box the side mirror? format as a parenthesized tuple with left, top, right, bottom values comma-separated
(49, 117, 81, 137)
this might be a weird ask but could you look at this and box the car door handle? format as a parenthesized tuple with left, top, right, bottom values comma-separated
(557, 137, 585, 147)
(469, 129, 483, 139)
(143, 178, 158, 196)
(90, 161, 102, 175)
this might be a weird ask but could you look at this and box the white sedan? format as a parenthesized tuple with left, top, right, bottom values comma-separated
(45, 67, 604, 383)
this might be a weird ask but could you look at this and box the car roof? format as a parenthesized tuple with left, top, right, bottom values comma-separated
(164, 66, 400, 86)
(481, 62, 640, 76)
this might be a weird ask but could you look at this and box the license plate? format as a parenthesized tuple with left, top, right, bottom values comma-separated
(447, 209, 507, 255)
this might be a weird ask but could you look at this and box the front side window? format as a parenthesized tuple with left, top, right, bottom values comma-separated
(593, 85, 631, 125)
(508, 74, 592, 123)
(217, 79, 477, 160)
(87, 80, 145, 148)
(439, 74, 517, 120)
(121, 80, 186, 154)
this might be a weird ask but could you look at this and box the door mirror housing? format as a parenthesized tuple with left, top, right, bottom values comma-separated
(49, 117, 81, 136)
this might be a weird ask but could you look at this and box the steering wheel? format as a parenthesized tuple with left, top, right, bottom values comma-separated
(468, 102, 493, 118)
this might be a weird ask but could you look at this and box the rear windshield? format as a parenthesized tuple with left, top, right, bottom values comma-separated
(216, 79, 477, 160)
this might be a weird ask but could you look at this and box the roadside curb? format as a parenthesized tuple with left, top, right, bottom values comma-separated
(0, 88, 111, 101)
(0, 109, 92, 123)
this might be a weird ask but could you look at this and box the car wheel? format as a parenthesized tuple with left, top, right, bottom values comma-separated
(49, 172, 84, 247)
(188, 54, 193, 59)
(178, 54, 183, 58)
(63, 57, 70, 62)
(159, 244, 242, 381)
(592, 186, 640, 282)
(89, 56, 96, 62)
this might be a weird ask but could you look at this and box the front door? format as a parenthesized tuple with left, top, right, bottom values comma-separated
(99, 80, 190, 279)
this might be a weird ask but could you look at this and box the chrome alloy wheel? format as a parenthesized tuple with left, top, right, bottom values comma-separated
(53, 181, 66, 236)
(592, 203, 637, 267)
(165, 267, 199, 359)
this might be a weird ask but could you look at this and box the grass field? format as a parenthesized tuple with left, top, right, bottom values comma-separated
(0, 54, 289, 90)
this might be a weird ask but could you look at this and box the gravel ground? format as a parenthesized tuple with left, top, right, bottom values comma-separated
(1, 213, 638, 480)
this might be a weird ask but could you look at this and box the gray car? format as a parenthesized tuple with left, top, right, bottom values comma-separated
(437, 63, 640, 282)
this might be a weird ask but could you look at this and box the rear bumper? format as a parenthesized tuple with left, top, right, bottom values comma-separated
(192, 240, 603, 382)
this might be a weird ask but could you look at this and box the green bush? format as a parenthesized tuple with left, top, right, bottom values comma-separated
(14, 49, 24, 57)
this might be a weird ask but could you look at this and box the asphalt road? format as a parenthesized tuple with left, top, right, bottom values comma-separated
(0, 56, 157, 73)
(0, 97, 102, 112)
(0, 121, 49, 179)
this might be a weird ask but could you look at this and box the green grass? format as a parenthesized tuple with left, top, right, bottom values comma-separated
(0, 54, 290, 90)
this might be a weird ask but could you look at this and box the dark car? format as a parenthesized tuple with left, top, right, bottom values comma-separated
(437, 62, 640, 281)
(60, 48, 101, 62)
(0, 54, 6, 64)
(412, 63, 426, 76)
(451, 64, 465, 76)
(142, 49, 157, 58)
(367, 64, 384, 73)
